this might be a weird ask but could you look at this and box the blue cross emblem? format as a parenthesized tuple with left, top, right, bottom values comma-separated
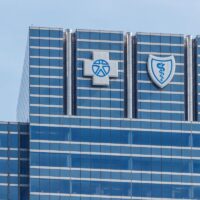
(84, 51, 119, 86)
(92, 59, 110, 77)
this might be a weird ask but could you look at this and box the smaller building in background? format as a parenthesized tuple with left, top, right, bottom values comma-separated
(0, 122, 29, 200)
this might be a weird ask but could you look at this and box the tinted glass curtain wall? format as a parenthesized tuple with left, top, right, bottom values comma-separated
(2, 27, 200, 200)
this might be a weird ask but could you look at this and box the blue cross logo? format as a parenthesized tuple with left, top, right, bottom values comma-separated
(92, 59, 110, 77)
(84, 51, 119, 86)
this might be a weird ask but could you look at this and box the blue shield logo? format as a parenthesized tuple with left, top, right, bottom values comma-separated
(148, 55, 176, 88)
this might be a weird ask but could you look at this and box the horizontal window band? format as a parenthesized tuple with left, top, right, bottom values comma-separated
(30, 67, 63, 72)
(0, 173, 29, 177)
(137, 70, 184, 76)
(138, 78, 184, 85)
(77, 86, 123, 92)
(30, 139, 198, 150)
(76, 100, 124, 109)
(137, 41, 184, 47)
(30, 166, 200, 177)
(30, 68, 63, 73)
(76, 89, 124, 96)
(30, 104, 63, 108)
(0, 147, 13, 151)
(76, 77, 124, 82)
(137, 32, 184, 37)
(137, 61, 184, 66)
(77, 38, 124, 43)
(30, 85, 63, 89)
(30, 94, 63, 98)
(138, 89, 184, 95)
(137, 97, 185, 103)
(30, 65, 63, 69)
(29, 175, 200, 186)
(138, 80, 184, 85)
(138, 109, 184, 114)
(30, 56, 63, 60)
(0, 183, 16, 186)
(40, 115, 177, 130)
(77, 96, 123, 101)
(0, 122, 18, 125)
(0, 157, 27, 161)
(30, 46, 63, 50)
(0, 156, 29, 162)
(77, 58, 124, 62)
(30, 192, 192, 200)
(0, 183, 28, 187)
(30, 81, 63, 87)
(77, 48, 123, 53)
(76, 92, 124, 97)
(137, 104, 184, 111)
(77, 106, 123, 111)
(137, 89, 184, 94)
(0, 147, 28, 151)
(138, 99, 184, 104)
(30, 36, 63, 40)
(0, 131, 18, 135)
(137, 51, 184, 56)
(30, 75, 63, 79)
(0, 131, 28, 135)
(29, 149, 200, 160)
(0, 183, 29, 187)
(137, 82, 185, 91)
(30, 121, 198, 134)
(77, 29, 123, 34)
(30, 26, 63, 30)
(76, 68, 124, 73)
(28, 110, 200, 125)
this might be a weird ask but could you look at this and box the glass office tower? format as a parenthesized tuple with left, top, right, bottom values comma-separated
(2, 26, 200, 199)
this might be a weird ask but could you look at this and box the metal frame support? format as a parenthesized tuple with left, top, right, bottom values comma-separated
(127, 32, 133, 118)
(66, 29, 72, 116)
(186, 35, 193, 121)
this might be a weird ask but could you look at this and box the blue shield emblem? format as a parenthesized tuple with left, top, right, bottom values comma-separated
(148, 55, 176, 88)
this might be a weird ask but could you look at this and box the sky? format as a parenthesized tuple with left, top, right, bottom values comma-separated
(0, 0, 200, 121)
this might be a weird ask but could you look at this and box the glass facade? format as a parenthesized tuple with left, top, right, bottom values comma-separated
(136, 33, 185, 120)
(2, 27, 200, 199)
(75, 30, 125, 118)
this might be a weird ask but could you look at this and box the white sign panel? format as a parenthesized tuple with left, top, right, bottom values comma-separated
(84, 51, 119, 86)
